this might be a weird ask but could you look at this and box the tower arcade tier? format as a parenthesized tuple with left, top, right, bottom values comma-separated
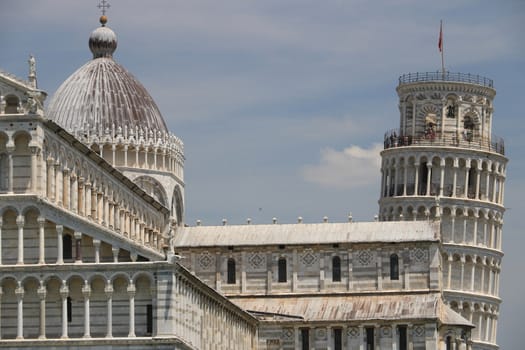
(378, 72, 508, 350)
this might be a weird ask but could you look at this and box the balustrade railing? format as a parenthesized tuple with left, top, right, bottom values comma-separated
(398, 71, 494, 88)
(383, 129, 505, 155)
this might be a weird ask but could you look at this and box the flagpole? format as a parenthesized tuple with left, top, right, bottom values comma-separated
(440, 20, 445, 79)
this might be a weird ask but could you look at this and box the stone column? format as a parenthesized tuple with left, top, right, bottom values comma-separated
(471, 256, 477, 291)
(114, 205, 120, 232)
(63, 168, 70, 208)
(241, 251, 247, 293)
(394, 162, 400, 196)
(78, 177, 85, 215)
(376, 248, 383, 290)
(450, 208, 457, 242)
(7, 146, 14, 193)
(359, 326, 365, 350)
(103, 194, 109, 226)
(426, 162, 432, 196)
(47, 157, 55, 200)
(462, 211, 468, 244)
(16, 215, 24, 264)
(130, 215, 135, 239)
(74, 231, 82, 263)
(452, 160, 459, 197)
(93, 239, 101, 263)
(414, 162, 420, 196)
(55, 162, 63, 205)
(30, 146, 39, 193)
(15, 282, 24, 339)
(108, 201, 114, 229)
(380, 168, 385, 197)
(85, 181, 92, 218)
(392, 325, 398, 350)
(440, 160, 445, 197)
(37, 283, 46, 339)
(70, 174, 78, 213)
(447, 255, 453, 289)
(97, 191, 103, 223)
(82, 281, 91, 338)
(128, 282, 136, 337)
(60, 282, 69, 339)
(500, 174, 506, 205)
(464, 160, 471, 198)
(480, 259, 486, 294)
(112, 144, 116, 165)
(105, 282, 113, 338)
(485, 163, 492, 200)
(38, 216, 46, 264)
(91, 188, 98, 220)
(154, 149, 158, 168)
(491, 173, 498, 203)
(124, 145, 128, 167)
(475, 165, 482, 199)
(112, 247, 119, 263)
(403, 165, 408, 196)
(347, 249, 353, 291)
(139, 222, 145, 243)
(460, 255, 466, 290)
(472, 211, 479, 245)
(56, 225, 64, 264)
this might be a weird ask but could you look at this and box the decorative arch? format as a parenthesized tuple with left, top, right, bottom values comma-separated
(171, 185, 184, 225)
(134, 175, 168, 207)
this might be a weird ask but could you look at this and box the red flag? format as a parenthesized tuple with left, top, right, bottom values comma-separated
(438, 21, 443, 52)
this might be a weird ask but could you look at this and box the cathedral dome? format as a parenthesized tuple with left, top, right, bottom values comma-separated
(47, 17, 168, 135)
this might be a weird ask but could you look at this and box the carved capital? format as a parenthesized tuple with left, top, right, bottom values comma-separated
(37, 216, 46, 226)
(16, 215, 25, 227)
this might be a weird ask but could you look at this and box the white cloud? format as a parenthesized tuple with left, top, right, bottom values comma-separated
(302, 144, 383, 189)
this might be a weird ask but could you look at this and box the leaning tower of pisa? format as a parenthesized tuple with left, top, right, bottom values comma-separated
(378, 72, 507, 349)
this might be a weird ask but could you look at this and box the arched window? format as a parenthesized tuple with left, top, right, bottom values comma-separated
(227, 258, 236, 284)
(332, 256, 341, 282)
(63, 234, 73, 260)
(390, 254, 399, 280)
(463, 116, 475, 141)
(278, 257, 287, 282)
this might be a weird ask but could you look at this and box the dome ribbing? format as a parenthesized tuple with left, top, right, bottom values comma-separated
(47, 17, 168, 135)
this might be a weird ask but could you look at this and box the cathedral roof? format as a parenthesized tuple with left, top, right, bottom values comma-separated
(46, 16, 168, 135)
(230, 293, 473, 326)
(174, 221, 439, 247)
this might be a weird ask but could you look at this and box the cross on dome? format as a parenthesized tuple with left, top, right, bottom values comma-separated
(97, 0, 110, 16)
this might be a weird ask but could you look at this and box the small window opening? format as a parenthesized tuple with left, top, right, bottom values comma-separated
(227, 258, 236, 284)
(366, 327, 375, 350)
(332, 256, 341, 282)
(278, 257, 287, 282)
(390, 254, 399, 280)
(398, 325, 407, 350)
(301, 328, 309, 350)
(334, 328, 342, 350)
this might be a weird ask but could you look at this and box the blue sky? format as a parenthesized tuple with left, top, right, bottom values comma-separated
(1, 0, 524, 347)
